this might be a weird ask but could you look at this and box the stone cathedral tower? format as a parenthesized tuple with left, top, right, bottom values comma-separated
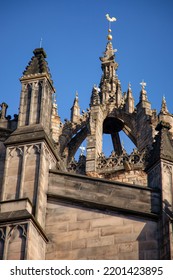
(0, 18, 173, 260)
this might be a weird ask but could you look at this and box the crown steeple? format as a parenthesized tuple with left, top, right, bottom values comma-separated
(98, 15, 123, 107)
(99, 41, 122, 106)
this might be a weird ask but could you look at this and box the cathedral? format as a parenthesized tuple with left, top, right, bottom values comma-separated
(0, 20, 173, 260)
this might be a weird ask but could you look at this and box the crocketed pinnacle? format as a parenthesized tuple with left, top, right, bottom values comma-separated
(160, 96, 169, 114)
(22, 48, 53, 84)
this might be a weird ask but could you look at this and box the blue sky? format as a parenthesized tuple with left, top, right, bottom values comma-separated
(1, 0, 173, 155)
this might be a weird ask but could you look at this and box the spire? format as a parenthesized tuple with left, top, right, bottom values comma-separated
(70, 91, 80, 123)
(137, 80, 151, 112)
(160, 96, 169, 114)
(97, 14, 123, 106)
(100, 41, 118, 68)
(139, 80, 148, 102)
(99, 42, 121, 105)
(125, 83, 134, 113)
(22, 48, 53, 84)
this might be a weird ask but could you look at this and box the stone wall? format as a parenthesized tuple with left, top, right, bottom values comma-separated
(48, 171, 160, 215)
(0, 221, 47, 260)
(46, 200, 159, 260)
(0, 142, 5, 200)
(46, 170, 160, 259)
(100, 170, 147, 186)
(0, 199, 48, 260)
(26, 221, 47, 260)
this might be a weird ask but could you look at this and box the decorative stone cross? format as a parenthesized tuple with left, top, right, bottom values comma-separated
(140, 80, 147, 90)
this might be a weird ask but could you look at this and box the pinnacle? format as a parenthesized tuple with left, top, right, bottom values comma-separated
(22, 48, 53, 84)
(160, 96, 169, 114)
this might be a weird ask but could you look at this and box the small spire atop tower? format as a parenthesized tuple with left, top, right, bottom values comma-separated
(98, 15, 121, 107)
(160, 96, 169, 114)
(22, 47, 53, 85)
(71, 91, 80, 123)
(139, 80, 148, 102)
(125, 82, 134, 113)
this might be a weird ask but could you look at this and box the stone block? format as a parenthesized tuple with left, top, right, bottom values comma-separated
(91, 216, 123, 228)
(68, 221, 90, 231)
(0, 199, 32, 213)
(72, 239, 86, 250)
(118, 242, 137, 253)
(46, 223, 68, 233)
(77, 211, 105, 221)
(101, 225, 132, 236)
(87, 236, 114, 248)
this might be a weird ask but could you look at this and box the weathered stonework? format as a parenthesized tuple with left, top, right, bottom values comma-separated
(0, 34, 173, 259)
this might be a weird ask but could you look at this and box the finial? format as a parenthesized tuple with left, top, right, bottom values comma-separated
(106, 13, 117, 41)
(40, 38, 43, 48)
(160, 95, 169, 114)
(128, 82, 131, 90)
(79, 144, 86, 156)
(75, 91, 78, 99)
(140, 80, 147, 90)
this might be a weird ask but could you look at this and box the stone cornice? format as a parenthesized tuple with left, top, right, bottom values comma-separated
(48, 170, 161, 219)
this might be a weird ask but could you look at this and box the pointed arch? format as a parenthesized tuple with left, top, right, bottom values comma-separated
(7, 225, 27, 260)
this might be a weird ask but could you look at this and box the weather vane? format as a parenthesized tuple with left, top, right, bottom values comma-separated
(106, 14, 117, 41)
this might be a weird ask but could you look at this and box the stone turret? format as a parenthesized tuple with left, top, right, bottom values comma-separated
(147, 121, 173, 259)
(18, 48, 55, 135)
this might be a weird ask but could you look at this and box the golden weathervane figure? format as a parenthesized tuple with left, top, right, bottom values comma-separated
(105, 13, 117, 41)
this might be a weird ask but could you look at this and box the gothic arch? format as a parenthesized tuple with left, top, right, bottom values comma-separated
(59, 114, 89, 159)
(105, 108, 137, 146)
